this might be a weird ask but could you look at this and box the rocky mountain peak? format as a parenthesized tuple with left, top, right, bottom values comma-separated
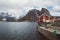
(41, 8, 51, 16)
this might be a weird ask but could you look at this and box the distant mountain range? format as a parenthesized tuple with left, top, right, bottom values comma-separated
(18, 8, 50, 22)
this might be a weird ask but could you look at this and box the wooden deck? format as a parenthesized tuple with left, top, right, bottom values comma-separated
(38, 26, 60, 40)
(40, 27, 60, 34)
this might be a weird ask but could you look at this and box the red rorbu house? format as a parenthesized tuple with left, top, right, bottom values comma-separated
(38, 12, 60, 23)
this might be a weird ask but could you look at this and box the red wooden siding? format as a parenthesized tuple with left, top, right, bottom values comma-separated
(45, 15, 49, 20)
(40, 16, 43, 23)
(39, 15, 50, 23)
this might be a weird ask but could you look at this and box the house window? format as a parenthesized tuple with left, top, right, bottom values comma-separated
(46, 20, 50, 22)
(43, 19, 45, 22)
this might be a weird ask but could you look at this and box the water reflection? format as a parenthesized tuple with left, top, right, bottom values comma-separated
(0, 22, 49, 40)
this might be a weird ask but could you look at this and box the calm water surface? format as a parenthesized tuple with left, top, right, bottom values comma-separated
(0, 22, 49, 40)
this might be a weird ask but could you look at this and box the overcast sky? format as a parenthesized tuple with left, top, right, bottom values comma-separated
(0, 0, 60, 18)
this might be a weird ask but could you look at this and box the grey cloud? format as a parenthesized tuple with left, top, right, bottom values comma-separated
(0, 0, 60, 17)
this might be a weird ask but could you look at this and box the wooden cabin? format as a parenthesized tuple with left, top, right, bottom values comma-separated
(38, 13, 60, 23)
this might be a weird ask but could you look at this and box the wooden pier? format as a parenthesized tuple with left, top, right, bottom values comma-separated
(37, 26, 60, 40)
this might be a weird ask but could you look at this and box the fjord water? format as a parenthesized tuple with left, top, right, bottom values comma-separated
(0, 22, 49, 40)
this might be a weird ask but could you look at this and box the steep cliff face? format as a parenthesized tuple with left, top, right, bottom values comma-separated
(18, 8, 50, 22)
(41, 8, 51, 16)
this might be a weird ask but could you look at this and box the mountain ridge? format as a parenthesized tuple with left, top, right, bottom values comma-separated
(18, 8, 50, 22)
